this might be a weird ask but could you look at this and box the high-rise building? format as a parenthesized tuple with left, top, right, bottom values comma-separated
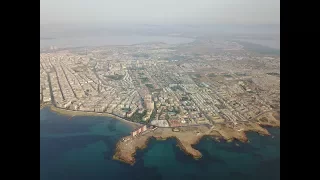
(142, 125, 147, 132)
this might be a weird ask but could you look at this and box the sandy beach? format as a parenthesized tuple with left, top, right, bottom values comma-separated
(42, 104, 142, 129)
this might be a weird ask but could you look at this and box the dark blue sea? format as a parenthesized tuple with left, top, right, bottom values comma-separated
(40, 107, 280, 180)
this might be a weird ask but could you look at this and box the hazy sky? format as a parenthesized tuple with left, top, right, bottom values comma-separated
(40, 0, 280, 25)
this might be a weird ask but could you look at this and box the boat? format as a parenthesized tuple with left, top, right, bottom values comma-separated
(68, 115, 75, 120)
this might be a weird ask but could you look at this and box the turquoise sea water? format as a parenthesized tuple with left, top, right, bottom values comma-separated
(40, 107, 280, 180)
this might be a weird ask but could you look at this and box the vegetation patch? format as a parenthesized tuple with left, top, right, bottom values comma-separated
(140, 77, 149, 83)
(267, 72, 280, 77)
(207, 73, 217, 77)
(129, 110, 147, 124)
(145, 84, 155, 92)
(105, 74, 124, 80)
(170, 85, 184, 91)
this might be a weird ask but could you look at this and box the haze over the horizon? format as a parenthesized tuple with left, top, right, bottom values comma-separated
(40, 0, 280, 25)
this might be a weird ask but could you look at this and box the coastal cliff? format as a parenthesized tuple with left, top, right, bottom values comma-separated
(113, 111, 280, 165)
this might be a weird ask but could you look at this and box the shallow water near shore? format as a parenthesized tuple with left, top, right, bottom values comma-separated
(40, 107, 279, 180)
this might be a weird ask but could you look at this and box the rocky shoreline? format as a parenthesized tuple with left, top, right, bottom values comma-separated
(112, 111, 280, 165)
(40, 104, 279, 165)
